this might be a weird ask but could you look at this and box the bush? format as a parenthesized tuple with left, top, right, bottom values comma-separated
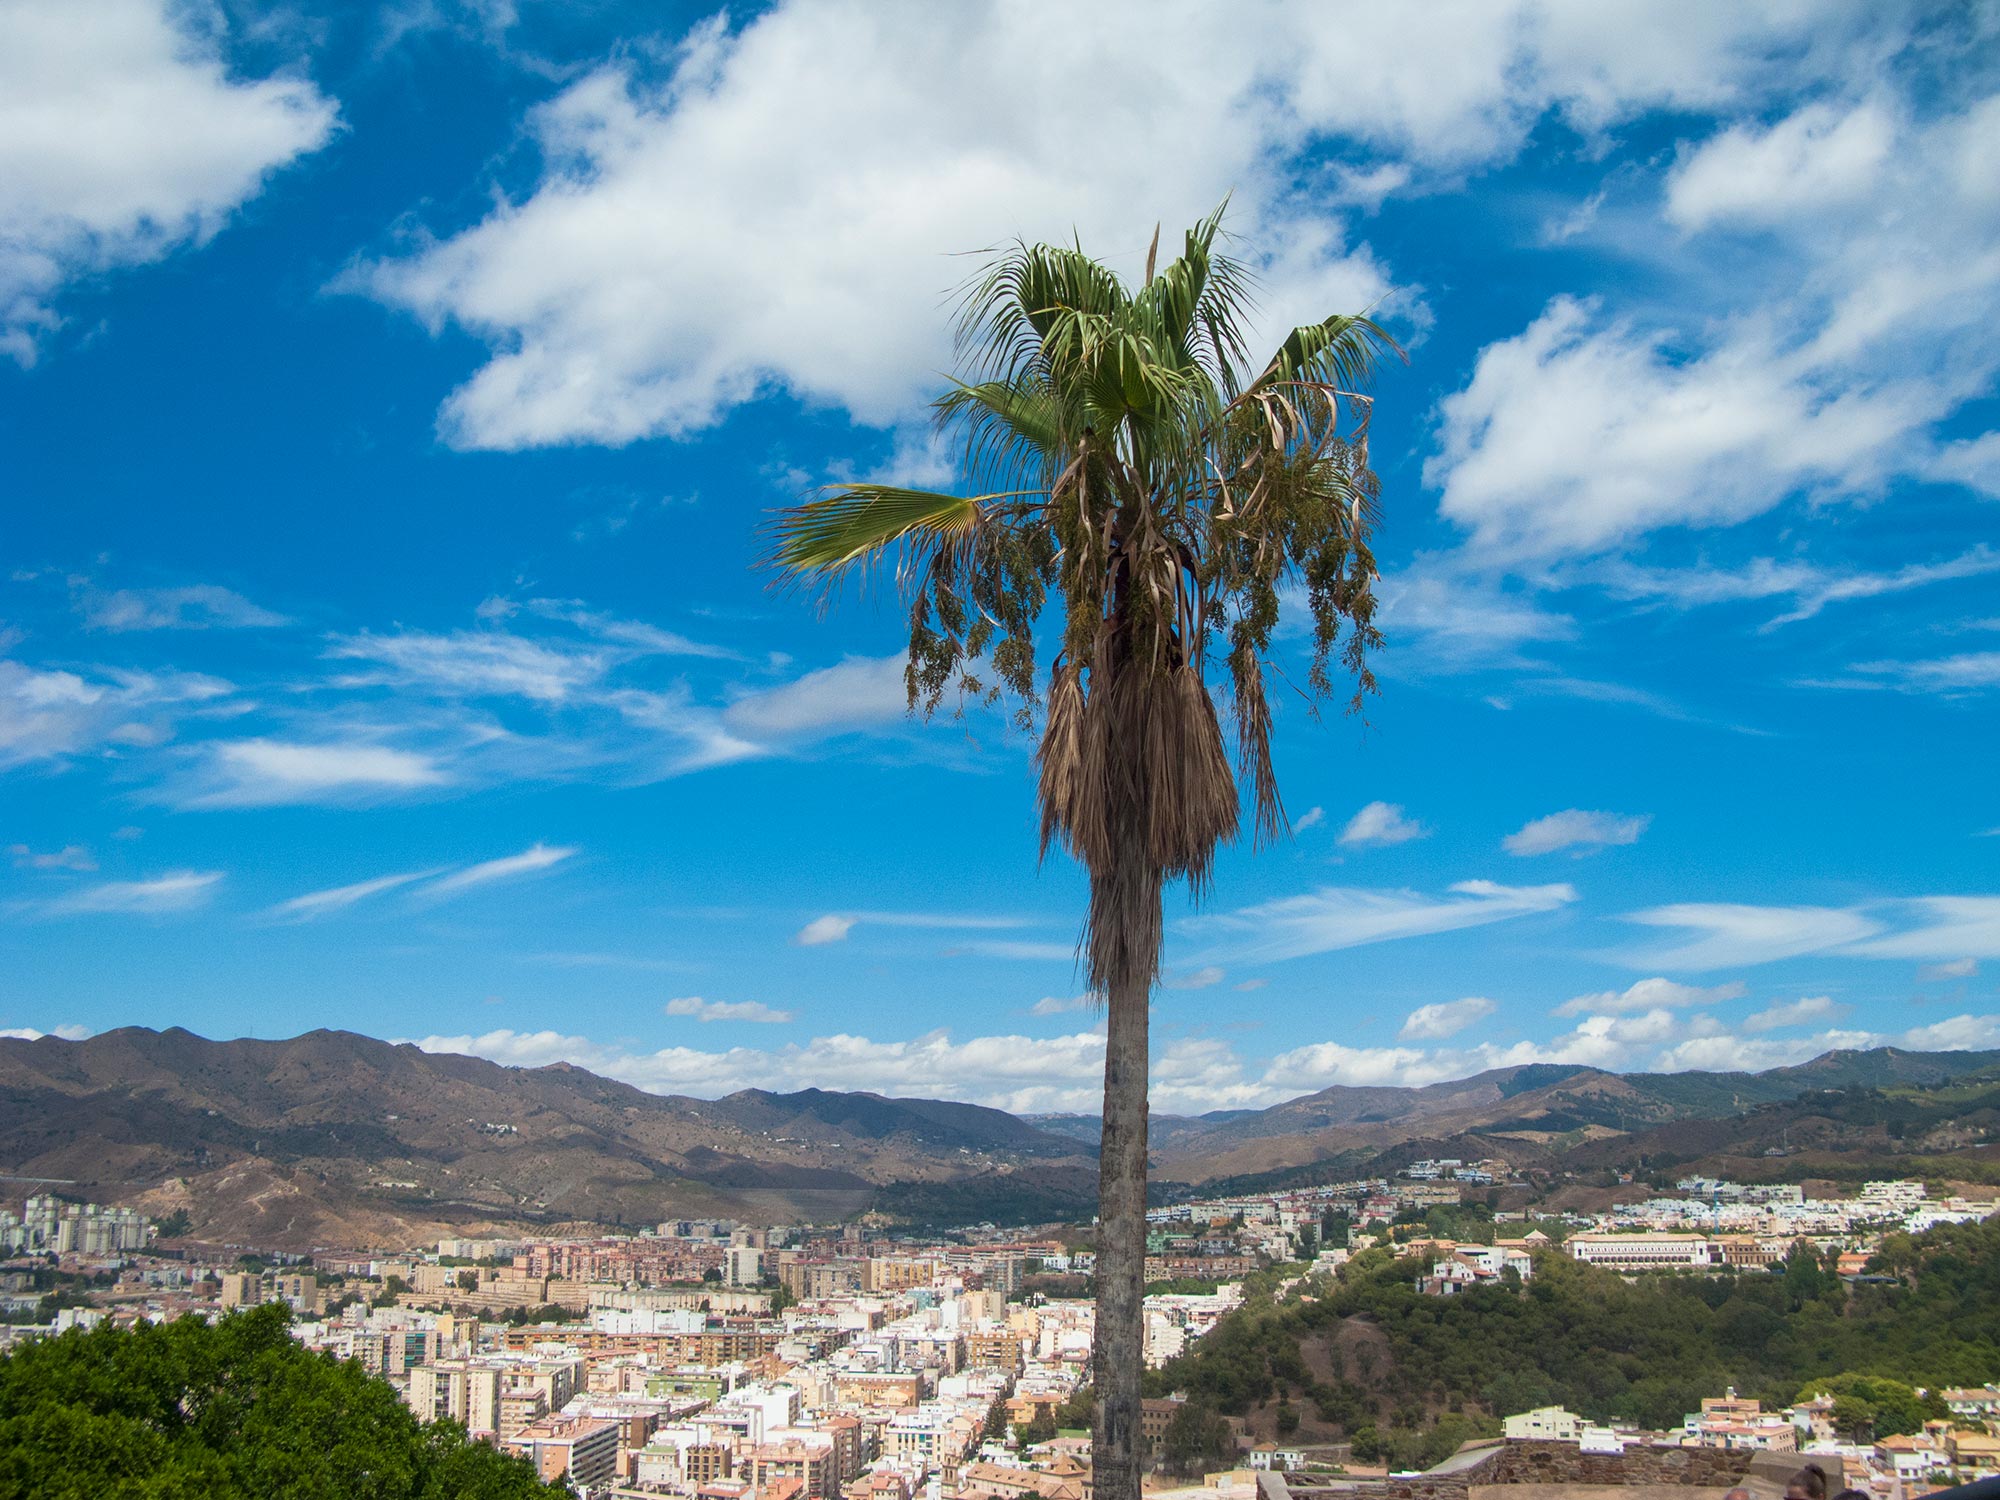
(0, 1305, 565, 1497)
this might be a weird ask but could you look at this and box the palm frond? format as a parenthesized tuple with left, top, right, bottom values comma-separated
(1253, 314, 1404, 394)
(765, 485, 992, 586)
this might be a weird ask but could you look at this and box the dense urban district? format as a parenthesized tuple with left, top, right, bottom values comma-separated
(4, 1033, 2000, 1498)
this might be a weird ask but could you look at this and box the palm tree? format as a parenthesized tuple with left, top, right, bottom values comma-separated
(766, 206, 1396, 1500)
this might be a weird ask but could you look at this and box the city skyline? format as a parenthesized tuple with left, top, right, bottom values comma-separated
(4, 0, 1997, 1114)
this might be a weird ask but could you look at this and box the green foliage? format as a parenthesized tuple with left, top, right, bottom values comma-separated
(1154, 1220, 2000, 1454)
(0, 1305, 565, 1498)
(1795, 1374, 1945, 1440)
(1161, 1401, 1235, 1476)
(152, 1210, 191, 1240)
(1020, 1405, 1059, 1447)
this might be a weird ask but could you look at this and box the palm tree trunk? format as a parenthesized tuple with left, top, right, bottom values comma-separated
(1091, 891, 1154, 1500)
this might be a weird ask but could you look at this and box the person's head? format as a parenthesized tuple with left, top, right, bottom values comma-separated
(1832, 1489, 1870, 1500)
(1723, 1488, 1754, 1500)
(1785, 1463, 1830, 1500)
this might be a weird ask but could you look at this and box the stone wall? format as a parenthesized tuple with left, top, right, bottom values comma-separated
(1272, 1440, 1757, 1500)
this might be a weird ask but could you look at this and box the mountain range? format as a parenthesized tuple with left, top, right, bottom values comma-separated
(2, 1027, 1995, 1249)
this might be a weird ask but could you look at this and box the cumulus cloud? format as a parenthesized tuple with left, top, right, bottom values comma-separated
(353, 2, 1874, 450)
(1428, 79, 2000, 560)
(0, 0, 337, 361)
(1554, 976, 1745, 1017)
(1399, 996, 1495, 1041)
(0, 1023, 93, 1041)
(1193, 878, 1576, 963)
(1504, 808, 1651, 856)
(664, 996, 794, 1024)
(1338, 801, 1429, 848)
(1293, 807, 1325, 831)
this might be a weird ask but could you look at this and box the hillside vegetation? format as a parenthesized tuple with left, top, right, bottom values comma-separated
(1149, 1220, 2000, 1470)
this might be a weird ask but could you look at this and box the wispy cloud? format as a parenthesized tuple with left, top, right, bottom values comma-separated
(793, 909, 1034, 947)
(664, 996, 794, 1024)
(1030, 993, 1096, 1016)
(1618, 896, 2000, 969)
(1192, 879, 1577, 963)
(81, 584, 288, 632)
(413, 843, 577, 902)
(267, 869, 438, 922)
(1164, 966, 1226, 991)
(1504, 808, 1651, 857)
(1742, 995, 1843, 1032)
(7, 843, 96, 872)
(190, 738, 449, 808)
(1293, 806, 1325, 832)
(43, 871, 223, 916)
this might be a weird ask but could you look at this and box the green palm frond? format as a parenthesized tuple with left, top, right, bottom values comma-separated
(765, 485, 990, 585)
(1254, 313, 1403, 394)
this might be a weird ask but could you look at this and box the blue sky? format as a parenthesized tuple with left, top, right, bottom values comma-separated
(2, 0, 1997, 1114)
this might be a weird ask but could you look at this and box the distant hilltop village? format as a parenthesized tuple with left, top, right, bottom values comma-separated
(4, 1173, 1999, 1496)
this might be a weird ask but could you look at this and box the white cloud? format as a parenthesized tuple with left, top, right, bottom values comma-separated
(1845, 897, 2000, 961)
(327, 628, 610, 703)
(1653, 1027, 1883, 1073)
(1338, 801, 1429, 849)
(267, 869, 437, 922)
(81, 584, 289, 632)
(7, 843, 96, 872)
(1372, 561, 1574, 672)
(664, 996, 794, 1024)
(353, 2, 1870, 450)
(1596, 546, 2000, 630)
(1427, 296, 1926, 559)
(0, 1023, 92, 1041)
(0, 659, 233, 768)
(794, 909, 1033, 947)
(1029, 994, 1096, 1016)
(1930, 431, 2000, 498)
(795, 915, 855, 947)
(1293, 806, 1325, 832)
(723, 656, 911, 740)
(410, 1023, 1121, 1114)
(1902, 1013, 2000, 1052)
(193, 738, 449, 807)
(1193, 878, 1576, 962)
(1840, 652, 2000, 695)
(0, 0, 337, 361)
(1504, 808, 1650, 856)
(1429, 81, 2000, 562)
(1619, 902, 1884, 969)
(1921, 958, 1978, 981)
(1554, 976, 1745, 1017)
(1164, 966, 1226, 991)
(1742, 995, 1842, 1033)
(413, 842, 576, 901)
(43, 870, 222, 915)
(1399, 996, 1495, 1041)
(1665, 98, 1895, 230)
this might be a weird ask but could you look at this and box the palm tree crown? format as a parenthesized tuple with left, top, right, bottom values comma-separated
(770, 205, 1395, 982)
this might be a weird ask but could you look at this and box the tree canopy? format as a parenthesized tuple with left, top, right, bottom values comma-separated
(0, 1306, 566, 1499)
